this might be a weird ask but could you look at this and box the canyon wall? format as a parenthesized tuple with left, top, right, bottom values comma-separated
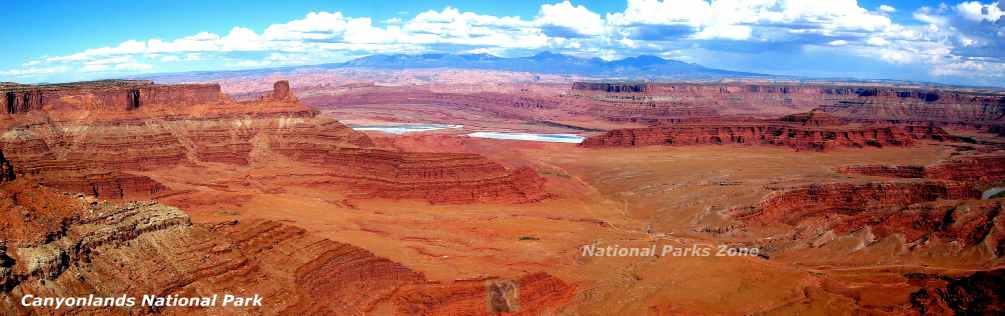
(300, 81, 1004, 130)
(728, 181, 981, 224)
(571, 82, 1005, 124)
(0, 179, 574, 314)
(723, 180, 1004, 264)
(1, 80, 223, 114)
(303, 86, 563, 121)
(723, 153, 1005, 264)
(909, 269, 1005, 315)
(579, 111, 944, 151)
(0, 80, 547, 203)
(840, 155, 1005, 184)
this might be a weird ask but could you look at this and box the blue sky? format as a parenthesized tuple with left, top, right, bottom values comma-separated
(2, 0, 1003, 86)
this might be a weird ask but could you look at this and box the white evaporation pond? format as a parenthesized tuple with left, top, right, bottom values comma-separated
(348, 123, 463, 134)
(466, 131, 585, 143)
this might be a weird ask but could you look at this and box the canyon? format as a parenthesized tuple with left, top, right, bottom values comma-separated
(0, 172, 574, 315)
(3, 74, 1005, 315)
(579, 111, 957, 151)
(0, 80, 546, 203)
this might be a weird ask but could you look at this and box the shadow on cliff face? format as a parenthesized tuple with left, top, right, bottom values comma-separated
(910, 269, 1005, 315)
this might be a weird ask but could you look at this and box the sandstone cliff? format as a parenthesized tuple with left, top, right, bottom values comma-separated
(572, 82, 1005, 125)
(909, 269, 1005, 315)
(839, 155, 1005, 184)
(0, 80, 547, 203)
(579, 111, 944, 151)
(0, 181, 574, 315)
(723, 151, 1005, 265)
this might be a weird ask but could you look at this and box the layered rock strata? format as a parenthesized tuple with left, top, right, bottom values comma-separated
(725, 151, 1005, 263)
(725, 180, 1005, 264)
(909, 269, 1005, 315)
(580, 111, 943, 151)
(839, 155, 1005, 184)
(0, 80, 546, 203)
(0, 180, 574, 315)
(572, 82, 1005, 125)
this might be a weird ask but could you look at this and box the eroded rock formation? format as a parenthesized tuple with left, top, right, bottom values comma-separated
(728, 181, 981, 224)
(572, 82, 1005, 125)
(0, 80, 546, 203)
(0, 180, 574, 314)
(725, 151, 1005, 263)
(580, 111, 942, 151)
(839, 155, 1005, 184)
(909, 269, 1005, 315)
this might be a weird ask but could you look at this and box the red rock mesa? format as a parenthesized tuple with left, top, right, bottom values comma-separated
(0, 80, 547, 203)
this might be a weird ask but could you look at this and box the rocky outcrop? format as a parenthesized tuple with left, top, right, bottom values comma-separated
(572, 82, 648, 93)
(1, 80, 223, 115)
(259, 80, 296, 102)
(0, 183, 574, 314)
(909, 269, 1005, 315)
(571, 82, 1005, 125)
(729, 181, 981, 224)
(840, 155, 1005, 184)
(305, 86, 563, 121)
(580, 112, 933, 151)
(779, 110, 847, 126)
(725, 180, 1005, 264)
(270, 145, 549, 203)
(0, 80, 547, 203)
(0, 149, 13, 183)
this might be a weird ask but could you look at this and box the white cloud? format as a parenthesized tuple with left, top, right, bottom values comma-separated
(1, 66, 69, 77)
(2, 0, 1004, 85)
(537, 1, 606, 37)
(932, 59, 1005, 77)
(956, 1, 1004, 22)
(606, 0, 894, 42)
(866, 37, 890, 46)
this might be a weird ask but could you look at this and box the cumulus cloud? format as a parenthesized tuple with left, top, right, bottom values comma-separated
(956, 1, 1004, 22)
(2, 0, 1004, 85)
(537, 1, 606, 37)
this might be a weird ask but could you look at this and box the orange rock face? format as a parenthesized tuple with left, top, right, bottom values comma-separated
(909, 269, 1005, 315)
(579, 112, 939, 151)
(729, 181, 981, 225)
(0, 80, 546, 203)
(726, 150, 1004, 265)
(0, 181, 574, 315)
(839, 155, 1005, 184)
(572, 82, 1005, 124)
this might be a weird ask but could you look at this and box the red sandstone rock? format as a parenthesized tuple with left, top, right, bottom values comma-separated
(839, 155, 1005, 184)
(580, 112, 929, 151)
(728, 181, 981, 224)
(572, 82, 1005, 125)
(723, 179, 1005, 266)
(0, 80, 547, 203)
(909, 269, 1005, 315)
(259, 80, 296, 102)
(0, 184, 575, 314)
(0, 149, 13, 183)
(779, 110, 847, 126)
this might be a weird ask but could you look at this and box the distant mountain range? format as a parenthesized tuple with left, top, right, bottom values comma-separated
(335, 52, 764, 78)
(136, 52, 769, 82)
